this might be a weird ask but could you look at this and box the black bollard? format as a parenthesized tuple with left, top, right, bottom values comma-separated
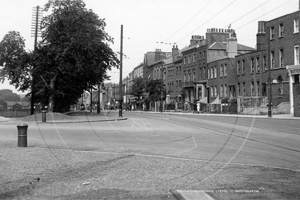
(42, 110, 47, 122)
(17, 124, 28, 147)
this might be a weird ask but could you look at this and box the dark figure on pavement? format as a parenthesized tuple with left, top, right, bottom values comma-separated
(193, 103, 197, 114)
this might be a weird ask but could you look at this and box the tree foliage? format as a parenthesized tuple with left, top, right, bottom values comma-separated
(0, 31, 32, 91)
(130, 77, 145, 100)
(0, 0, 119, 112)
(0, 89, 21, 101)
(145, 79, 166, 102)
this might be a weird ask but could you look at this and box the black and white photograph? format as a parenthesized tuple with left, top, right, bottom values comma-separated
(0, 0, 300, 199)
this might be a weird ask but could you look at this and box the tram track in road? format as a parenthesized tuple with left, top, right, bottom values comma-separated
(138, 113, 300, 154)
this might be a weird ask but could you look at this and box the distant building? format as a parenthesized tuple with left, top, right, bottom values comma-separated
(0, 100, 7, 110)
(143, 49, 172, 80)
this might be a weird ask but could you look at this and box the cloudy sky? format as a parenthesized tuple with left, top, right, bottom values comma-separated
(0, 0, 299, 94)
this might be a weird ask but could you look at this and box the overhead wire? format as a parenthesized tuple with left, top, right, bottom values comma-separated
(119, 0, 216, 74)
(236, 0, 292, 30)
(176, 0, 237, 44)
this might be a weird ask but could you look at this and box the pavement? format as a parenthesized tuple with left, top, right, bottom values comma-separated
(171, 112, 300, 120)
(137, 110, 300, 120)
(0, 110, 299, 123)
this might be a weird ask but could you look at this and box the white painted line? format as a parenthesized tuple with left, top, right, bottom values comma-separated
(175, 190, 215, 200)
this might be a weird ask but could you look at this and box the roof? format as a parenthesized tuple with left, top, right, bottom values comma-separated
(6, 101, 22, 106)
(237, 43, 255, 51)
(208, 42, 255, 51)
(208, 42, 226, 50)
(181, 45, 197, 53)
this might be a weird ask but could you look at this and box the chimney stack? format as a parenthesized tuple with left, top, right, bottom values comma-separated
(227, 31, 237, 58)
(256, 21, 266, 50)
(172, 45, 179, 62)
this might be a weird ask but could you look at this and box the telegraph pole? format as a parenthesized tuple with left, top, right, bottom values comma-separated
(161, 67, 163, 113)
(119, 25, 123, 117)
(31, 6, 42, 115)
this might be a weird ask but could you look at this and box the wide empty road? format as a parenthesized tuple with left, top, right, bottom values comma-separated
(1, 111, 300, 199)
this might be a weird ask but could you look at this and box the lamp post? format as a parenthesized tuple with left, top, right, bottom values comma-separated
(267, 27, 272, 118)
(160, 67, 164, 113)
(119, 25, 123, 117)
(97, 83, 101, 114)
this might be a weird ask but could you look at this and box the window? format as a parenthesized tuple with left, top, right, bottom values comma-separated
(251, 58, 254, 74)
(208, 68, 210, 79)
(251, 82, 255, 96)
(193, 53, 196, 62)
(294, 19, 299, 33)
(279, 49, 284, 67)
(278, 76, 283, 95)
(203, 51, 205, 59)
(263, 56, 267, 71)
(237, 61, 240, 75)
(188, 55, 191, 64)
(184, 57, 186, 65)
(242, 60, 245, 75)
(224, 64, 227, 77)
(257, 81, 260, 96)
(220, 85, 223, 98)
(224, 85, 227, 97)
(271, 51, 275, 69)
(256, 57, 260, 73)
(279, 23, 284, 37)
(270, 26, 275, 40)
(295, 46, 299, 65)
(193, 70, 196, 81)
(211, 67, 214, 79)
(214, 86, 217, 97)
(214, 66, 217, 78)
(199, 52, 202, 60)
(237, 83, 240, 96)
(220, 65, 223, 78)
(184, 73, 186, 82)
(262, 83, 267, 96)
(211, 86, 214, 97)
(179, 66, 181, 74)
(243, 82, 246, 96)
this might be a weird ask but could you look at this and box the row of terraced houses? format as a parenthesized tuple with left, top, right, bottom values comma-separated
(122, 4, 300, 117)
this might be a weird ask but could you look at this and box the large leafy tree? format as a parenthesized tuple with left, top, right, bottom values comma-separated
(0, 0, 119, 112)
(34, 0, 118, 112)
(0, 31, 32, 92)
(145, 79, 166, 102)
(130, 77, 145, 101)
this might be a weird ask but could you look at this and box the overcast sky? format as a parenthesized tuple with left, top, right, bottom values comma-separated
(0, 0, 299, 94)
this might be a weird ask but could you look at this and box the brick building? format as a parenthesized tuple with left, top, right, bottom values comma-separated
(181, 29, 254, 105)
(143, 49, 172, 80)
(167, 57, 183, 102)
(265, 8, 300, 116)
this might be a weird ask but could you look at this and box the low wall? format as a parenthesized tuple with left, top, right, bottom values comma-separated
(241, 102, 290, 115)
(0, 109, 41, 118)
